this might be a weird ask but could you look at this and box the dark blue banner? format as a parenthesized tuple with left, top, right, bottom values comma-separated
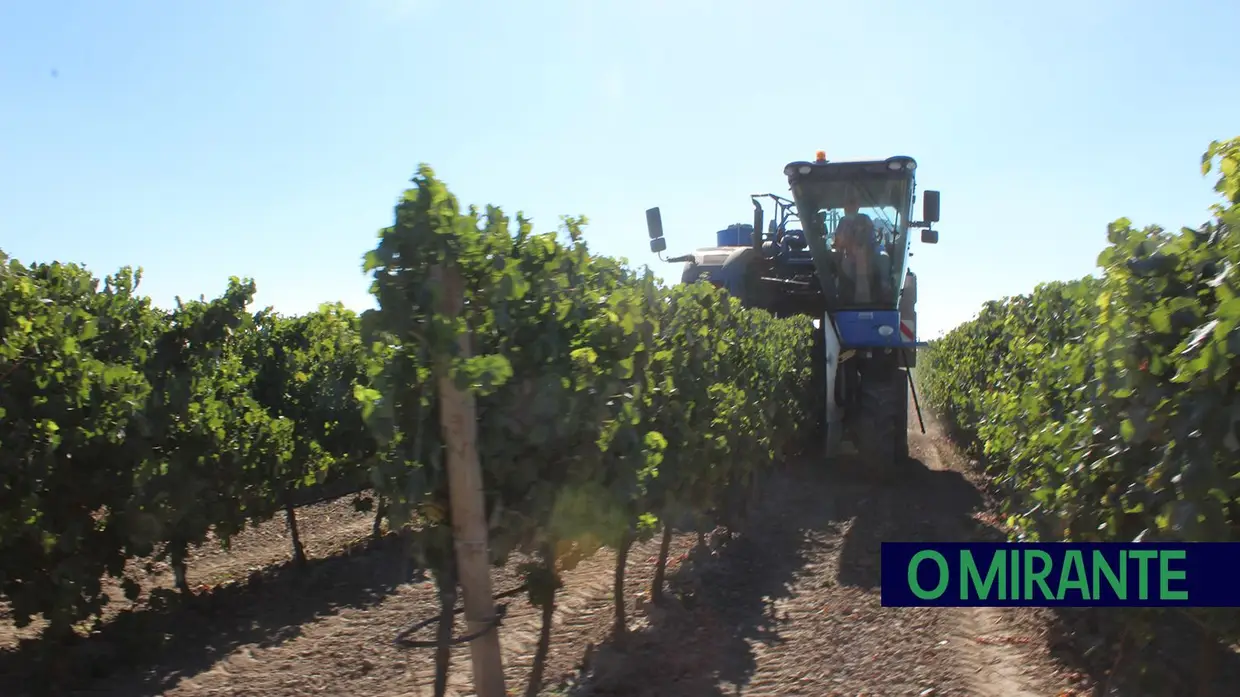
(880, 542, 1240, 607)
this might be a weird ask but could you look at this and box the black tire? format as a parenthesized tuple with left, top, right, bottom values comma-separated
(718, 247, 767, 309)
(682, 262, 712, 285)
(854, 360, 909, 477)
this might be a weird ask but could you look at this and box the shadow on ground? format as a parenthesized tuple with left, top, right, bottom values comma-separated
(833, 454, 998, 590)
(563, 450, 1003, 697)
(0, 533, 418, 697)
(1042, 606, 1240, 697)
(561, 459, 821, 696)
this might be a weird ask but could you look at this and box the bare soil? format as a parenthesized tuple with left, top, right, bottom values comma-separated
(3, 404, 1235, 696)
(0, 495, 379, 646)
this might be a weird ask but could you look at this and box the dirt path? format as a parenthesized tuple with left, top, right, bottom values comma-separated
(915, 413, 1055, 697)
(562, 404, 1079, 696)
(2, 404, 1093, 696)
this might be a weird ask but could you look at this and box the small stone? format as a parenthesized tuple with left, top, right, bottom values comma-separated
(919, 689, 937, 697)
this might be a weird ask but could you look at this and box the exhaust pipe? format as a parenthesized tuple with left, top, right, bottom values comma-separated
(751, 199, 764, 249)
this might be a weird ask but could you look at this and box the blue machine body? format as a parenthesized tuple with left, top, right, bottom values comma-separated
(833, 310, 917, 348)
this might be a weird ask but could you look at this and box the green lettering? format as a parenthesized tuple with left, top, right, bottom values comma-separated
(1159, 550, 1188, 601)
(1130, 550, 1157, 600)
(909, 551, 949, 599)
(1010, 546, 1020, 599)
(1023, 550, 1054, 600)
(962, 550, 1005, 600)
(1092, 550, 1126, 599)
(1056, 550, 1090, 601)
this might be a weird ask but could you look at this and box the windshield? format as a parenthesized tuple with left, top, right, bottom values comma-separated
(790, 175, 912, 308)
(819, 205, 898, 247)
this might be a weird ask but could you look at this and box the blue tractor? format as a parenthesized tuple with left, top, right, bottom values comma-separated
(645, 152, 940, 471)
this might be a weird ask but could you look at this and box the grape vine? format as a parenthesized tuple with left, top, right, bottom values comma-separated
(921, 136, 1240, 643)
(0, 164, 815, 695)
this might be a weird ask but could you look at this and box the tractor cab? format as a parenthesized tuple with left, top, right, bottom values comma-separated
(780, 152, 939, 312)
(645, 152, 938, 319)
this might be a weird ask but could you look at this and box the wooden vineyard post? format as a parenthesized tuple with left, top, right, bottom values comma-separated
(432, 263, 507, 697)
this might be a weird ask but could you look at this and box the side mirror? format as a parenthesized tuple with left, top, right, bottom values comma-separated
(923, 190, 940, 223)
(650, 237, 668, 253)
(646, 207, 664, 239)
(921, 229, 939, 244)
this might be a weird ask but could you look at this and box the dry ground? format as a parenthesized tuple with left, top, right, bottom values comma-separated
(2, 405, 1236, 696)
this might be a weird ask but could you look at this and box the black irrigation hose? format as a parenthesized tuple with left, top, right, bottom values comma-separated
(394, 583, 529, 649)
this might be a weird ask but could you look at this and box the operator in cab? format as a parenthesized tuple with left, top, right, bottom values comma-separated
(832, 190, 892, 304)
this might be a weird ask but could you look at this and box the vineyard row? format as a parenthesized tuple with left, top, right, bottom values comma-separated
(0, 163, 818, 676)
(919, 136, 1240, 641)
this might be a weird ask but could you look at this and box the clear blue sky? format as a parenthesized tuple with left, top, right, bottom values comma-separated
(2, 0, 1236, 337)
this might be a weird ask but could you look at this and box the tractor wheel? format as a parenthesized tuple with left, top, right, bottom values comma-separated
(681, 262, 699, 285)
(718, 247, 768, 309)
(855, 360, 910, 478)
